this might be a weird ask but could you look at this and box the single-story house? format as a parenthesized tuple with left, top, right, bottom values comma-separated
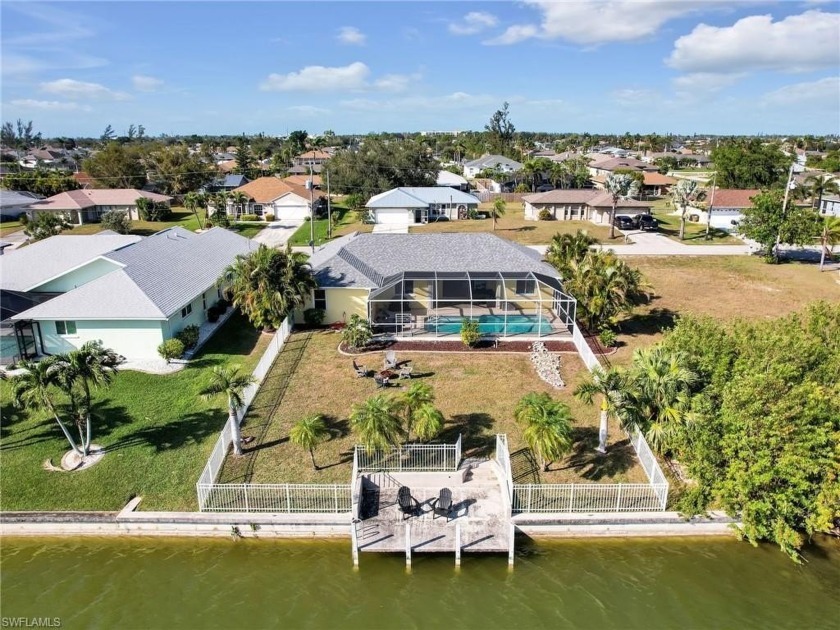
(591, 172, 676, 198)
(522, 190, 652, 223)
(1, 227, 255, 362)
(303, 232, 577, 340)
(819, 195, 840, 217)
(436, 170, 469, 191)
(691, 188, 761, 231)
(203, 174, 250, 193)
(229, 176, 325, 220)
(0, 190, 42, 219)
(366, 187, 480, 226)
(463, 155, 523, 179)
(588, 157, 658, 178)
(25, 189, 173, 225)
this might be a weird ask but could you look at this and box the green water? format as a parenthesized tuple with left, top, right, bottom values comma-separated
(1, 536, 838, 629)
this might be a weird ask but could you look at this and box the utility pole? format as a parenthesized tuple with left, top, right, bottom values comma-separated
(704, 172, 717, 240)
(307, 159, 315, 254)
(774, 163, 796, 263)
(326, 168, 332, 240)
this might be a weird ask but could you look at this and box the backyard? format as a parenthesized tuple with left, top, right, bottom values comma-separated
(217, 330, 647, 487)
(0, 312, 270, 512)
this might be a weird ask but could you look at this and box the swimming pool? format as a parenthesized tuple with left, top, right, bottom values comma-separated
(424, 314, 554, 336)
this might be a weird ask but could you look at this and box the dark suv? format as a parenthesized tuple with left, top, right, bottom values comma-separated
(638, 214, 658, 231)
(612, 215, 636, 230)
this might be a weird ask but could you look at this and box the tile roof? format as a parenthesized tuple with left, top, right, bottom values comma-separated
(0, 234, 141, 292)
(28, 189, 172, 211)
(522, 189, 651, 208)
(366, 187, 479, 208)
(309, 232, 558, 289)
(282, 174, 322, 187)
(233, 177, 317, 203)
(295, 150, 331, 161)
(591, 157, 657, 172)
(642, 172, 677, 186)
(710, 189, 761, 209)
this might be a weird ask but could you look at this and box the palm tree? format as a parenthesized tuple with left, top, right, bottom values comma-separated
(819, 216, 840, 272)
(492, 197, 507, 231)
(184, 192, 207, 230)
(412, 404, 444, 443)
(804, 174, 840, 211)
(670, 179, 704, 240)
(350, 394, 402, 453)
(11, 358, 82, 456)
(290, 414, 329, 470)
(604, 173, 635, 239)
(514, 392, 574, 472)
(228, 191, 249, 220)
(398, 382, 435, 441)
(574, 366, 629, 453)
(200, 366, 256, 456)
(546, 230, 597, 275)
(209, 192, 230, 227)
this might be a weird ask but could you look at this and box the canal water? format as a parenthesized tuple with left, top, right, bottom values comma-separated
(1, 536, 838, 629)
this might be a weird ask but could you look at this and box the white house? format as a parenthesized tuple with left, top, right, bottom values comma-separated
(26, 189, 173, 225)
(462, 155, 523, 179)
(1, 227, 256, 362)
(436, 170, 469, 191)
(691, 188, 760, 231)
(366, 187, 480, 226)
(819, 195, 840, 217)
(230, 176, 325, 221)
(522, 190, 652, 223)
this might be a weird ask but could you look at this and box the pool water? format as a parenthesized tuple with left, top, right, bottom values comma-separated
(425, 314, 553, 335)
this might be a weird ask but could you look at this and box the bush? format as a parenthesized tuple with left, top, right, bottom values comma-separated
(157, 338, 184, 363)
(598, 328, 617, 348)
(303, 307, 326, 327)
(24, 213, 71, 241)
(538, 208, 554, 221)
(264, 213, 275, 222)
(207, 306, 220, 323)
(100, 210, 131, 234)
(239, 214, 259, 222)
(175, 324, 200, 350)
(137, 200, 171, 221)
(215, 298, 229, 313)
(342, 314, 372, 350)
(460, 318, 481, 348)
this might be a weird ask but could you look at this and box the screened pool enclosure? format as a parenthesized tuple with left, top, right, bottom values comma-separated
(368, 271, 576, 339)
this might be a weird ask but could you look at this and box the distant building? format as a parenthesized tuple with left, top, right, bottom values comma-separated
(462, 155, 524, 179)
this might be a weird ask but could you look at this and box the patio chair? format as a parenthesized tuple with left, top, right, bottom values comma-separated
(352, 360, 367, 378)
(432, 488, 454, 521)
(374, 373, 389, 388)
(398, 365, 413, 379)
(398, 486, 420, 520)
(383, 350, 397, 370)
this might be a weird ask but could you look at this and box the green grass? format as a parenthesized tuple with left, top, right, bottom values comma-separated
(0, 312, 271, 512)
(649, 199, 742, 245)
(65, 207, 205, 237)
(287, 205, 371, 247)
(228, 222, 265, 239)
(0, 219, 23, 237)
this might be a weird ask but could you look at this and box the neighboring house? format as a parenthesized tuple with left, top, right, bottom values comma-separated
(282, 174, 322, 189)
(288, 163, 323, 176)
(366, 187, 480, 226)
(26, 189, 173, 225)
(522, 190, 651, 223)
(203, 174, 250, 193)
(303, 232, 577, 340)
(292, 150, 331, 167)
(2, 227, 254, 362)
(818, 195, 840, 217)
(436, 170, 469, 191)
(642, 151, 712, 166)
(588, 157, 658, 178)
(591, 172, 676, 198)
(230, 176, 325, 220)
(694, 188, 761, 231)
(463, 155, 524, 179)
(0, 190, 42, 219)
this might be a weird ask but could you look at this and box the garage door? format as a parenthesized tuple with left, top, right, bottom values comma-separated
(375, 208, 412, 225)
(275, 205, 310, 221)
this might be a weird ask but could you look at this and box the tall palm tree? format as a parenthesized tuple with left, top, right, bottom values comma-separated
(350, 394, 402, 453)
(12, 358, 82, 456)
(819, 216, 840, 272)
(184, 191, 207, 230)
(200, 366, 256, 456)
(492, 197, 507, 231)
(228, 191, 249, 220)
(514, 392, 574, 472)
(546, 230, 596, 275)
(604, 173, 635, 239)
(805, 174, 840, 211)
(290, 414, 329, 470)
(398, 382, 435, 442)
(574, 366, 629, 453)
(412, 404, 444, 443)
(670, 179, 704, 240)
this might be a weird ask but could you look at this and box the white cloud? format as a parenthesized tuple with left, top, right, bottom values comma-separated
(761, 76, 840, 105)
(448, 12, 498, 35)
(286, 105, 331, 116)
(612, 88, 660, 105)
(373, 73, 421, 93)
(132, 74, 164, 92)
(668, 11, 840, 74)
(337, 26, 366, 46)
(673, 72, 745, 94)
(40, 78, 130, 100)
(8, 98, 91, 111)
(260, 62, 370, 92)
(485, 0, 714, 46)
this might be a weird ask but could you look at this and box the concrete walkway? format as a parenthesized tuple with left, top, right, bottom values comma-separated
(0, 229, 30, 252)
(252, 220, 304, 248)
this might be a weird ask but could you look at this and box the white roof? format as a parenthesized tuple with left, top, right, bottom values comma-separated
(0, 234, 141, 292)
(366, 187, 479, 209)
(436, 170, 468, 186)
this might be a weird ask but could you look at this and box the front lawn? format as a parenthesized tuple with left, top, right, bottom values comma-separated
(0, 312, 270, 512)
(218, 331, 646, 486)
(62, 207, 206, 237)
(287, 205, 372, 247)
(648, 199, 742, 245)
(0, 219, 23, 237)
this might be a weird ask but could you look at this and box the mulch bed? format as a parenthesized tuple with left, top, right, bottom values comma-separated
(339, 339, 580, 354)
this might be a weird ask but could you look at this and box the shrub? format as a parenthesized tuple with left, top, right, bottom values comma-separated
(100, 210, 131, 234)
(239, 213, 259, 222)
(24, 213, 71, 241)
(176, 324, 200, 350)
(207, 306, 220, 323)
(515, 182, 530, 193)
(460, 318, 481, 348)
(303, 307, 326, 327)
(342, 314, 372, 350)
(157, 338, 184, 363)
(598, 328, 617, 348)
(137, 199, 171, 221)
(215, 298, 229, 313)
(264, 213, 275, 222)
(538, 208, 554, 221)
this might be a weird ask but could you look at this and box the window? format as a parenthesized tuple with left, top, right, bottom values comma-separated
(55, 321, 77, 335)
(314, 289, 326, 310)
(515, 279, 536, 295)
(402, 280, 414, 295)
(202, 294, 207, 311)
(253, 204, 263, 215)
(181, 304, 192, 318)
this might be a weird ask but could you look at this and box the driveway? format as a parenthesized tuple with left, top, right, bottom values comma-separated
(0, 229, 30, 253)
(528, 230, 753, 257)
(252, 220, 304, 248)
(372, 224, 409, 234)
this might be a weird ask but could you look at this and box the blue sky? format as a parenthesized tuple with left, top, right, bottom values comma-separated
(2, 1, 839, 137)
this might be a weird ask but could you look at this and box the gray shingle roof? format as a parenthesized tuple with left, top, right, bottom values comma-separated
(0, 190, 42, 208)
(309, 233, 558, 288)
(463, 155, 524, 170)
(366, 187, 479, 209)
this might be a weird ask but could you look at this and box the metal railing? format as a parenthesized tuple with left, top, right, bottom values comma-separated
(630, 425, 670, 509)
(197, 483, 352, 513)
(512, 482, 667, 513)
(494, 434, 514, 505)
(571, 322, 602, 372)
(354, 436, 461, 472)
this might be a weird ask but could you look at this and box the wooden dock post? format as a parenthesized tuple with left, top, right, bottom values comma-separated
(405, 522, 411, 570)
(508, 523, 515, 567)
(350, 522, 359, 568)
(455, 523, 461, 567)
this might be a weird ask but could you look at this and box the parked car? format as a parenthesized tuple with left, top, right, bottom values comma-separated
(612, 215, 636, 230)
(638, 214, 658, 231)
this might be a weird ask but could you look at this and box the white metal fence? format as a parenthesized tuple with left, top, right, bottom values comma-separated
(630, 426, 670, 509)
(571, 322, 602, 372)
(494, 434, 514, 504)
(512, 482, 667, 513)
(354, 435, 462, 472)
